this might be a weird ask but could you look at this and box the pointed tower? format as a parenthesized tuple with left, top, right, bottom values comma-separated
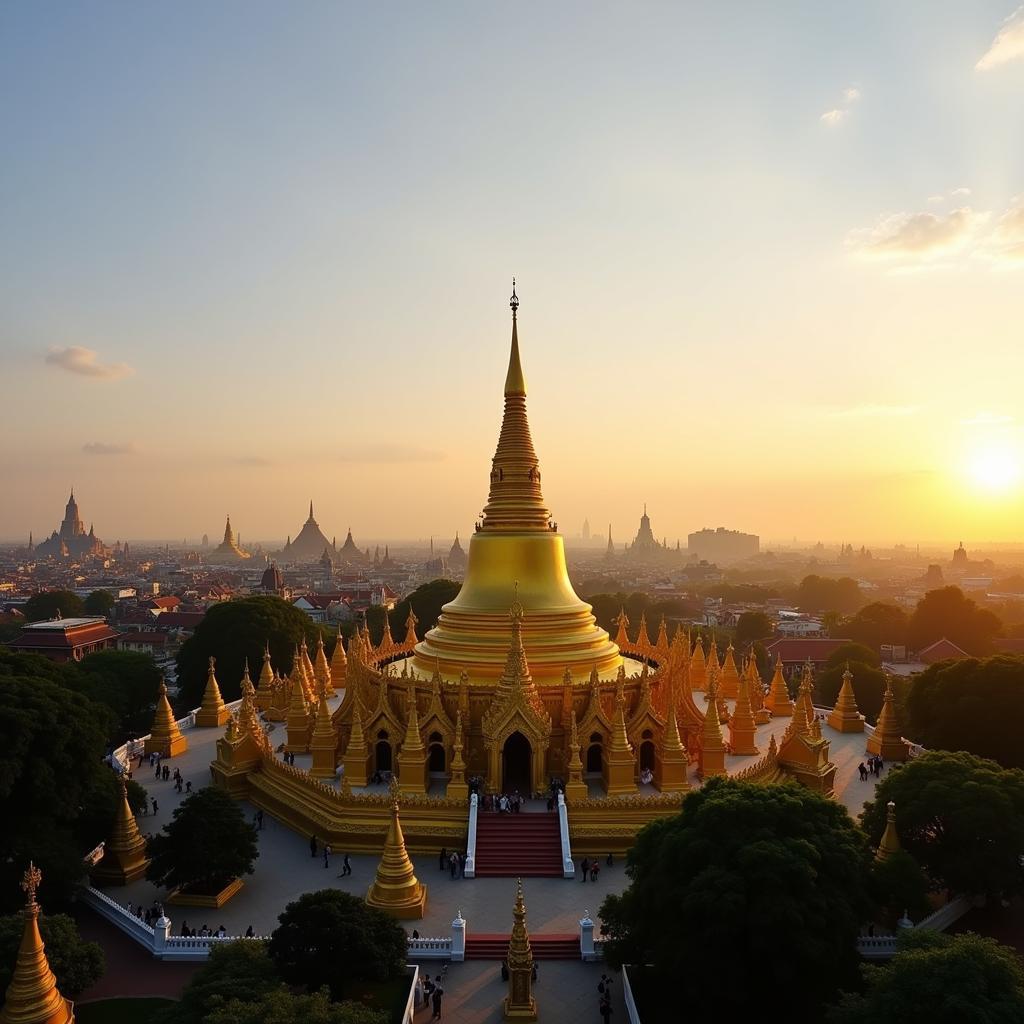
(719, 642, 741, 700)
(377, 609, 395, 656)
(793, 661, 815, 735)
(314, 633, 335, 697)
(145, 681, 187, 757)
(366, 801, 428, 919)
(747, 655, 771, 725)
(341, 693, 371, 787)
(634, 613, 652, 654)
(403, 607, 419, 649)
(689, 633, 707, 692)
(655, 616, 670, 663)
(329, 636, 348, 691)
(413, 284, 622, 683)
(285, 659, 311, 753)
(396, 683, 428, 794)
(613, 609, 630, 648)
(255, 643, 275, 711)
(698, 677, 727, 779)
(604, 672, 637, 795)
(827, 663, 865, 733)
(875, 801, 902, 863)
(565, 710, 588, 801)
(867, 674, 910, 761)
(447, 711, 469, 800)
(764, 656, 795, 716)
(0, 864, 75, 1024)
(605, 523, 615, 558)
(92, 777, 149, 886)
(503, 879, 538, 1021)
(195, 656, 230, 727)
(728, 660, 759, 756)
(657, 687, 691, 794)
(309, 680, 339, 780)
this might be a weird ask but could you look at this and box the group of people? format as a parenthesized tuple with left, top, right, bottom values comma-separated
(579, 854, 613, 883)
(857, 756, 885, 781)
(420, 972, 444, 1020)
(126, 900, 164, 926)
(638, 767, 654, 786)
(598, 973, 614, 1022)
(282, 751, 298, 766)
(308, 835, 353, 876)
(177, 921, 231, 937)
(439, 848, 467, 878)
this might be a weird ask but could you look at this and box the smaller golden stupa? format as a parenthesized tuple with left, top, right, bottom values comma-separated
(503, 878, 537, 1021)
(0, 863, 75, 1024)
(195, 656, 230, 728)
(92, 777, 149, 886)
(145, 681, 187, 757)
(366, 800, 427, 919)
(875, 800, 902, 863)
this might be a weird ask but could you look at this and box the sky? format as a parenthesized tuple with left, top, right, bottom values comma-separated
(2, 2, 1024, 548)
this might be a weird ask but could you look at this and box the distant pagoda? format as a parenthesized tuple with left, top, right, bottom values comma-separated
(34, 490, 105, 560)
(211, 516, 250, 562)
(283, 501, 333, 562)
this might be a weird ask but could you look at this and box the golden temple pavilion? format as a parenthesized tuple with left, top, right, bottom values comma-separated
(209, 285, 857, 854)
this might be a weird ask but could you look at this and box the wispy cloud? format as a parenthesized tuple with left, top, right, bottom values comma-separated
(976, 5, 1024, 70)
(82, 441, 138, 456)
(338, 443, 445, 464)
(45, 346, 135, 380)
(846, 207, 986, 260)
(820, 84, 860, 125)
(977, 195, 1024, 265)
(805, 404, 921, 420)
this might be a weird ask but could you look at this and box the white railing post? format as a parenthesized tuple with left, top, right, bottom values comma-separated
(464, 793, 478, 878)
(451, 910, 466, 962)
(558, 792, 574, 877)
(153, 916, 171, 958)
(579, 912, 595, 961)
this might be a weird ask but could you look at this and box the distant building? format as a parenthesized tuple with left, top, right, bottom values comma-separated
(448, 533, 467, 569)
(763, 637, 852, 676)
(210, 516, 251, 562)
(620, 506, 680, 564)
(34, 490, 106, 560)
(952, 541, 968, 565)
(9, 616, 120, 662)
(581, 518, 591, 541)
(280, 501, 333, 562)
(687, 526, 759, 564)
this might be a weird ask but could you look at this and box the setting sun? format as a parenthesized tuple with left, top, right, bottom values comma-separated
(967, 442, 1022, 493)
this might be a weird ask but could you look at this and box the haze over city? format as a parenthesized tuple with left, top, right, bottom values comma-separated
(3, 2, 1024, 545)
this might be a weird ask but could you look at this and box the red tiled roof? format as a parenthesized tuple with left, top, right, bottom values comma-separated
(152, 611, 205, 629)
(918, 637, 970, 664)
(763, 638, 853, 663)
(10, 622, 120, 650)
(144, 596, 182, 610)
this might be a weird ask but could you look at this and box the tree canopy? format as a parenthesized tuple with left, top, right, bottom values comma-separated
(73, 649, 163, 743)
(827, 931, 1024, 1023)
(904, 655, 1024, 769)
(83, 590, 116, 617)
(600, 778, 872, 1022)
(735, 611, 773, 648)
(860, 750, 1024, 897)
(169, 940, 278, 1024)
(586, 591, 697, 638)
(842, 602, 909, 652)
(825, 642, 880, 670)
(23, 590, 85, 622)
(175, 596, 324, 710)
(146, 787, 259, 896)
(0, 911, 104, 996)
(204, 988, 388, 1024)
(267, 890, 407, 1000)
(796, 575, 865, 615)
(907, 586, 1002, 656)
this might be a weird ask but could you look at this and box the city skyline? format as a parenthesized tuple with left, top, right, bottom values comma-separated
(3, 3, 1024, 544)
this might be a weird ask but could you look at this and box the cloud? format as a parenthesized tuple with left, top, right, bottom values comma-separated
(951, 187, 972, 199)
(978, 195, 1024, 264)
(820, 109, 845, 125)
(82, 441, 138, 456)
(976, 6, 1024, 70)
(45, 346, 134, 380)
(821, 84, 860, 125)
(846, 207, 986, 259)
(337, 443, 445, 464)
(842, 86, 861, 103)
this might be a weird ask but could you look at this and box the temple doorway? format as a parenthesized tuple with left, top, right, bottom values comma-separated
(502, 731, 532, 794)
(586, 733, 603, 774)
(375, 731, 392, 774)
(428, 731, 446, 773)
(639, 740, 656, 774)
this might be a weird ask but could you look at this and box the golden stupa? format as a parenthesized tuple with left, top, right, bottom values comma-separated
(413, 283, 621, 685)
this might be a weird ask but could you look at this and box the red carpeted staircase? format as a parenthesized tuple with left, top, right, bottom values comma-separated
(465, 933, 580, 960)
(473, 811, 563, 877)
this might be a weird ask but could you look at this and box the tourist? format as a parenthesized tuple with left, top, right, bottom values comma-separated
(310, 835, 318, 857)
(439, 847, 448, 871)
(423, 975, 435, 1001)
(501, 959, 509, 981)
(179, 919, 188, 936)
(606, 852, 614, 867)
(431, 977, 444, 1020)
(200, 924, 211, 936)
(449, 852, 459, 879)
(185, 781, 192, 793)
(125, 901, 133, 917)
(256, 809, 264, 830)
(459, 851, 466, 878)
(154, 763, 161, 780)
(600, 993, 613, 1023)
(162, 764, 170, 781)
(216, 924, 227, 937)
(151, 797, 158, 816)
(590, 862, 600, 883)
(598, 974, 609, 996)
(245, 925, 254, 938)
(858, 762, 867, 782)
(581, 857, 590, 882)
(323, 843, 332, 869)
(412, 929, 419, 939)
(339, 852, 352, 877)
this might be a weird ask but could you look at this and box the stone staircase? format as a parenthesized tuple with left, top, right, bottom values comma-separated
(465, 933, 580, 960)
(473, 811, 564, 877)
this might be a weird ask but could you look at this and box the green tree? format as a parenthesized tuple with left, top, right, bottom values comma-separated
(73, 650, 162, 742)
(843, 602, 909, 652)
(204, 988, 387, 1024)
(735, 611, 773, 648)
(268, 890, 407, 1001)
(904, 655, 1024, 768)
(827, 931, 1024, 1023)
(23, 590, 85, 622)
(796, 576, 864, 615)
(0, 911, 104, 996)
(600, 779, 872, 1022)
(907, 586, 1002, 656)
(175, 596, 324, 710)
(825, 642, 880, 670)
(388, 579, 461, 642)
(816, 661, 888, 723)
(170, 941, 278, 1024)
(83, 590, 116, 617)
(0, 675, 114, 910)
(146, 787, 259, 896)
(860, 751, 1024, 897)
(869, 851, 930, 927)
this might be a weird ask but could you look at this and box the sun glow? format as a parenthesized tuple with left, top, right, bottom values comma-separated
(967, 441, 1022, 493)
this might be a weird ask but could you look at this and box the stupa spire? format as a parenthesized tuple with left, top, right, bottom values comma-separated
(827, 662, 865, 733)
(480, 283, 552, 532)
(503, 878, 538, 1020)
(0, 863, 75, 1024)
(196, 656, 229, 727)
(92, 777, 149, 886)
(875, 800, 902, 862)
(146, 680, 187, 757)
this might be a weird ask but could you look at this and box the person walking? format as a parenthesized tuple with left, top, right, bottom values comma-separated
(600, 993, 613, 1023)
(323, 843, 332, 869)
(256, 809, 264, 830)
(581, 857, 590, 882)
(310, 835, 318, 858)
(341, 853, 352, 877)
(439, 847, 448, 871)
(449, 852, 458, 879)
(431, 978, 444, 1020)
(151, 797, 158, 816)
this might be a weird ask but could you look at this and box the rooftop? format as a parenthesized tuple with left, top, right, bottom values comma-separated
(23, 616, 109, 630)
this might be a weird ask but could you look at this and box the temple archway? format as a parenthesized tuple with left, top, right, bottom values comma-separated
(639, 739, 656, 774)
(428, 731, 446, 773)
(502, 731, 532, 794)
(586, 733, 603, 774)
(375, 730, 392, 774)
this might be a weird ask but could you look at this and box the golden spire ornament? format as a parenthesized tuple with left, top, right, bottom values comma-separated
(329, 635, 348, 690)
(875, 800, 902, 862)
(827, 662, 865, 733)
(765, 655, 794, 717)
(503, 878, 538, 1021)
(366, 801, 427, 919)
(195, 656, 230, 727)
(0, 863, 75, 1024)
(255, 642, 275, 711)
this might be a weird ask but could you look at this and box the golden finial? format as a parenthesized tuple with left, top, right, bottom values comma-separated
(510, 580, 524, 622)
(510, 277, 519, 316)
(21, 862, 41, 908)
